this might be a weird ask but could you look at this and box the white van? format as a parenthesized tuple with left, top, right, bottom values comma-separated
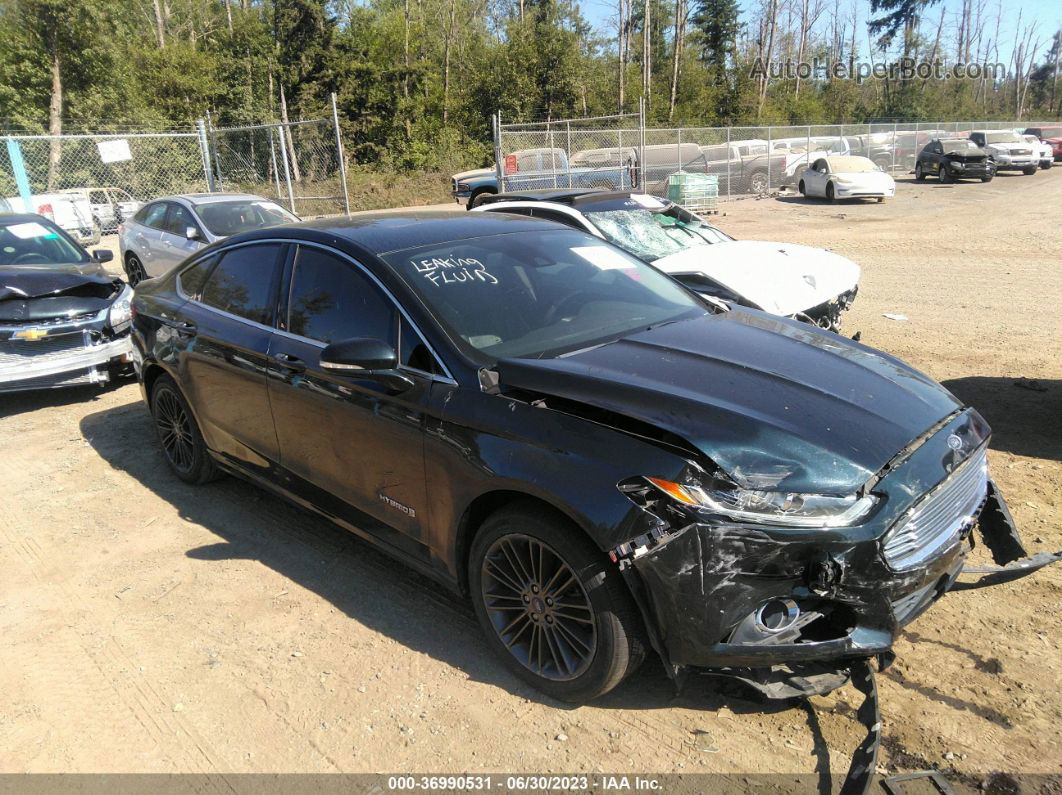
(2, 192, 100, 245)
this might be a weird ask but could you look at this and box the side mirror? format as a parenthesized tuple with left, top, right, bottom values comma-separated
(92, 249, 114, 262)
(185, 226, 200, 241)
(320, 337, 413, 392)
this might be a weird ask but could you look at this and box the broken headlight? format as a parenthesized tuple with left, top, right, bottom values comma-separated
(645, 475, 876, 528)
(108, 285, 133, 332)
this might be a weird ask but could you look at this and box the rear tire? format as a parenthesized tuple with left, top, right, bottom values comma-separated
(469, 503, 646, 703)
(747, 171, 768, 194)
(150, 375, 219, 485)
(125, 253, 147, 287)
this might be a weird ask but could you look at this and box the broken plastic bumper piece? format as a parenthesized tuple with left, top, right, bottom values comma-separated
(613, 478, 1058, 675)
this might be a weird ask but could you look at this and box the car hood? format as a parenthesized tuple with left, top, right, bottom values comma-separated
(452, 167, 495, 182)
(496, 309, 962, 494)
(986, 142, 1031, 152)
(943, 146, 988, 157)
(653, 241, 860, 316)
(0, 263, 115, 301)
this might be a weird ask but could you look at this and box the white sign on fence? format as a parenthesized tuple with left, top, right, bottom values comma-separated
(97, 139, 132, 163)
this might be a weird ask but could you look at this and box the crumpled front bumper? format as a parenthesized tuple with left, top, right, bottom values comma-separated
(0, 332, 132, 393)
(616, 465, 1058, 679)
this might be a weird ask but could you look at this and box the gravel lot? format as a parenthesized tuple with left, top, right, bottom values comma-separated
(1, 170, 1059, 785)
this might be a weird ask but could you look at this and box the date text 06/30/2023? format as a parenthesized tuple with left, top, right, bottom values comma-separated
(386, 775, 663, 790)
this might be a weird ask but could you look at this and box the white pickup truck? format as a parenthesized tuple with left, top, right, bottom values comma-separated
(968, 130, 1038, 175)
(2, 192, 101, 245)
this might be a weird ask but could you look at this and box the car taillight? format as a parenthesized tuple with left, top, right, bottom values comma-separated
(37, 202, 54, 219)
(504, 154, 518, 174)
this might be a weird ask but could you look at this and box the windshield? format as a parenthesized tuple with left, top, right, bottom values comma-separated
(941, 139, 978, 151)
(984, 132, 1022, 144)
(385, 229, 707, 362)
(585, 204, 733, 262)
(0, 219, 89, 266)
(195, 200, 298, 237)
(826, 156, 878, 172)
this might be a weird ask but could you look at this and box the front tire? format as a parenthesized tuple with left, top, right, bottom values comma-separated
(826, 182, 836, 203)
(468, 189, 496, 209)
(914, 163, 925, 181)
(939, 165, 951, 183)
(981, 175, 993, 183)
(1023, 165, 1037, 175)
(798, 180, 806, 195)
(150, 375, 219, 484)
(469, 504, 646, 703)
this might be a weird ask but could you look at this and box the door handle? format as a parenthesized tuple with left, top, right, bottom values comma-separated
(171, 320, 196, 337)
(272, 352, 306, 373)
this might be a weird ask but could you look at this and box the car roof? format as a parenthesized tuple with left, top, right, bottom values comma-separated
(154, 192, 269, 205)
(230, 210, 566, 254)
(0, 212, 59, 225)
(480, 189, 669, 212)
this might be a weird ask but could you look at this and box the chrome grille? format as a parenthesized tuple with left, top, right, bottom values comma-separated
(882, 445, 989, 571)
(0, 331, 90, 365)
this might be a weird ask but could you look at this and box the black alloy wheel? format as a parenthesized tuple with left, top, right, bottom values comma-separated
(150, 376, 218, 484)
(480, 533, 597, 682)
(126, 254, 147, 287)
(469, 504, 646, 702)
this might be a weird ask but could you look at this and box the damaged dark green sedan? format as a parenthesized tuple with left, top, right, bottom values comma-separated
(130, 213, 1059, 709)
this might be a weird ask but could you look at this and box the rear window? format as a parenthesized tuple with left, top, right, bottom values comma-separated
(194, 200, 298, 237)
(199, 243, 281, 325)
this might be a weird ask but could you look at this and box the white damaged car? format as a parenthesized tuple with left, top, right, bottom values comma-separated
(798, 155, 896, 202)
(475, 189, 860, 331)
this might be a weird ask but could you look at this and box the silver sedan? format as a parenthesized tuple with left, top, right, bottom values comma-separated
(118, 193, 299, 285)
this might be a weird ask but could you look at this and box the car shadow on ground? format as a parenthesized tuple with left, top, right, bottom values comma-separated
(773, 194, 886, 206)
(77, 399, 806, 723)
(0, 377, 129, 420)
(941, 376, 1061, 461)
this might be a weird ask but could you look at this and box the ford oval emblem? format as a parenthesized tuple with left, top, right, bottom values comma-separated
(947, 434, 963, 451)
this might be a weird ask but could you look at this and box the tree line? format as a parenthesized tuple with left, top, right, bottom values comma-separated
(0, 0, 1059, 174)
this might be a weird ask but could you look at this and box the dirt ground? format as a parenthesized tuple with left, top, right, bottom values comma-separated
(1, 169, 1060, 786)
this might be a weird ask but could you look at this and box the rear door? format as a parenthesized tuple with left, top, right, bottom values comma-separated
(130, 202, 168, 275)
(266, 244, 437, 549)
(177, 242, 285, 469)
(157, 202, 206, 272)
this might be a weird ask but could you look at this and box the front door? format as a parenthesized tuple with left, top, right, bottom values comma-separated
(266, 244, 434, 546)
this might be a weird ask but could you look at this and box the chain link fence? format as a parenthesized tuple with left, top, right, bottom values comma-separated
(492, 112, 644, 192)
(206, 115, 348, 218)
(1, 97, 350, 245)
(0, 129, 209, 241)
(497, 116, 1059, 201)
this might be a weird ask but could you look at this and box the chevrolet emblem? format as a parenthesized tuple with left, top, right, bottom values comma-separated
(13, 328, 48, 341)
